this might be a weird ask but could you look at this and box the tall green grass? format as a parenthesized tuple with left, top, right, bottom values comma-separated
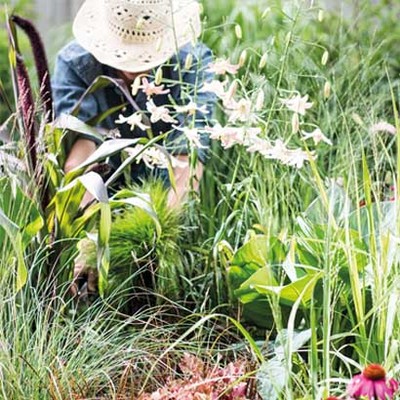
(0, 0, 399, 398)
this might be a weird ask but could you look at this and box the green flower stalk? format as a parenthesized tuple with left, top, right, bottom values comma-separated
(11, 15, 53, 121)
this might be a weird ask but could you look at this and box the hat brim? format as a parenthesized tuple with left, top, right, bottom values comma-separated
(73, 0, 201, 73)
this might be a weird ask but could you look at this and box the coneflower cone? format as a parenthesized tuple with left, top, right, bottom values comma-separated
(16, 53, 37, 173)
(11, 15, 53, 121)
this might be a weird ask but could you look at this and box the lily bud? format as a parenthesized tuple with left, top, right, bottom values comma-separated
(292, 113, 300, 134)
(321, 50, 329, 66)
(131, 75, 141, 96)
(235, 24, 243, 40)
(352, 113, 364, 126)
(255, 90, 265, 111)
(156, 36, 163, 52)
(184, 53, 193, 70)
(136, 18, 144, 30)
(323, 81, 331, 99)
(225, 80, 238, 104)
(238, 49, 247, 67)
(259, 52, 268, 69)
(155, 67, 163, 85)
(318, 10, 324, 22)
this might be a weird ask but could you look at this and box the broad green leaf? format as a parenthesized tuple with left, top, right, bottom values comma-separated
(232, 235, 286, 269)
(97, 202, 111, 296)
(71, 139, 141, 172)
(52, 114, 104, 143)
(54, 172, 108, 238)
(349, 201, 398, 239)
(78, 172, 109, 204)
(303, 180, 352, 225)
(0, 177, 44, 245)
(235, 266, 277, 303)
(254, 271, 323, 307)
(0, 207, 28, 291)
(232, 235, 269, 268)
(54, 180, 86, 237)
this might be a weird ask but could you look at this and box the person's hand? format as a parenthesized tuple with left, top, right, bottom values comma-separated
(70, 262, 98, 298)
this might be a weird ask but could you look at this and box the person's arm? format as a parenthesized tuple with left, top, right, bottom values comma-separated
(166, 44, 217, 207)
(64, 138, 97, 173)
(167, 155, 203, 208)
(53, 44, 102, 164)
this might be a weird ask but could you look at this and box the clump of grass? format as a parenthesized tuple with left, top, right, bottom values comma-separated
(78, 180, 184, 311)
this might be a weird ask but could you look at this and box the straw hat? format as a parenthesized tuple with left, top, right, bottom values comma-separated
(73, 0, 201, 73)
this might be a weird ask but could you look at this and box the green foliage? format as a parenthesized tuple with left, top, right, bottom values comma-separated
(1, 1, 400, 398)
(0, 176, 43, 290)
(78, 180, 184, 307)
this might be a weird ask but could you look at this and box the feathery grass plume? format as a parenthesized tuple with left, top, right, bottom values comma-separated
(11, 15, 53, 121)
(15, 53, 37, 173)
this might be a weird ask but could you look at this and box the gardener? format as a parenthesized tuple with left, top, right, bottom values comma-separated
(53, 0, 216, 296)
(53, 0, 216, 208)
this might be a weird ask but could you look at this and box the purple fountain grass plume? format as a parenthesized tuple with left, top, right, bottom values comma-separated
(11, 15, 53, 122)
(16, 53, 37, 173)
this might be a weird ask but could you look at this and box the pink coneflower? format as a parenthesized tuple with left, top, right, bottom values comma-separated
(347, 364, 399, 400)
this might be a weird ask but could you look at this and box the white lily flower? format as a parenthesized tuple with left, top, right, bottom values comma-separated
(284, 148, 315, 169)
(204, 125, 261, 149)
(227, 98, 255, 123)
(301, 128, 332, 145)
(207, 58, 240, 75)
(174, 101, 209, 116)
(198, 80, 227, 100)
(263, 139, 315, 169)
(140, 77, 170, 99)
(174, 126, 206, 149)
(146, 99, 178, 124)
(281, 94, 313, 116)
(125, 145, 185, 169)
(245, 136, 272, 156)
(115, 112, 150, 131)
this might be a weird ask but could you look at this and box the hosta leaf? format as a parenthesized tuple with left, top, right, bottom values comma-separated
(234, 266, 277, 303)
(253, 271, 323, 307)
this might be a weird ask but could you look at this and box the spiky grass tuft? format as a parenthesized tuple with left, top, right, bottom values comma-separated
(78, 180, 184, 311)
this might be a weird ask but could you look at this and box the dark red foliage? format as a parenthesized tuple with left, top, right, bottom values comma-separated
(16, 53, 37, 172)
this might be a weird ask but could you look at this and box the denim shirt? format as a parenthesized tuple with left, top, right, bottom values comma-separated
(52, 40, 216, 182)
